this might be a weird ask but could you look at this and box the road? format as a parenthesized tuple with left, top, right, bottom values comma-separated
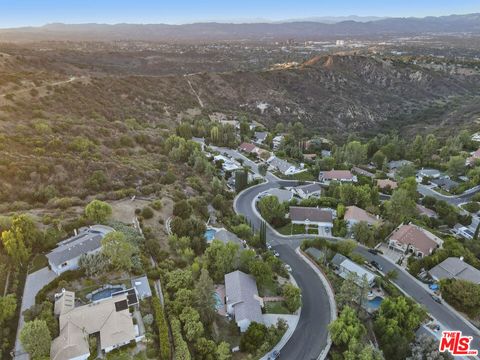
(234, 175, 480, 358)
(234, 180, 331, 359)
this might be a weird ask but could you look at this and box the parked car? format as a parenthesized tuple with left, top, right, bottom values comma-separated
(268, 350, 280, 359)
(266, 243, 272, 250)
(368, 249, 379, 255)
(370, 261, 383, 271)
(431, 294, 442, 304)
(284, 264, 292, 272)
(273, 250, 280, 257)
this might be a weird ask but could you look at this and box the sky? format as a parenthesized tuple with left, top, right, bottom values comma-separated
(1, 0, 479, 28)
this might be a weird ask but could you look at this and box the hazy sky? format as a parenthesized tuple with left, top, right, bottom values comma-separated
(1, 0, 479, 27)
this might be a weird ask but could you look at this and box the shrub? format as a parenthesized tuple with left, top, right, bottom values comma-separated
(170, 316, 191, 360)
(463, 202, 480, 213)
(152, 297, 171, 360)
(142, 207, 154, 219)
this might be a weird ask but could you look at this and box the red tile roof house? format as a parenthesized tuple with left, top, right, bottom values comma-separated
(238, 142, 258, 154)
(344, 206, 381, 229)
(376, 179, 398, 191)
(388, 224, 443, 258)
(289, 206, 334, 235)
(319, 170, 357, 184)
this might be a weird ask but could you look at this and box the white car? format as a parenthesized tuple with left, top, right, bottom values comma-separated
(284, 264, 292, 272)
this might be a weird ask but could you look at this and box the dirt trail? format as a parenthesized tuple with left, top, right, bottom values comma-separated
(184, 75, 204, 108)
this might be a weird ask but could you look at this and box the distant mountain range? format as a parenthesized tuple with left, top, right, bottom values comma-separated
(0, 13, 479, 42)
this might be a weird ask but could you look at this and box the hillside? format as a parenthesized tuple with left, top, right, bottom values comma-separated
(1, 14, 480, 42)
(1, 53, 480, 210)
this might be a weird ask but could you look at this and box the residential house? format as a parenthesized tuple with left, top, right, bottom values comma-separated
(225, 270, 263, 332)
(47, 225, 114, 275)
(213, 229, 244, 247)
(131, 276, 152, 300)
(431, 177, 459, 192)
(456, 226, 474, 240)
(331, 253, 376, 286)
(429, 257, 480, 284)
(352, 166, 375, 179)
(238, 142, 258, 154)
(388, 160, 413, 171)
(416, 168, 442, 181)
(471, 133, 480, 142)
(376, 179, 398, 191)
(289, 207, 334, 233)
(293, 183, 322, 199)
(388, 224, 443, 258)
(305, 247, 325, 262)
(416, 204, 438, 218)
(51, 289, 141, 360)
(303, 153, 317, 162)
(344, 206, 381, 229)
(264, 188, 294, 203)
(319, 170, 357, 184)
(466, 148, 480, 166)
(254, 131, 268, 145)
(272, 135, 284, 150)
(267, 156, 304, 176)
(213, 155, 241, 172)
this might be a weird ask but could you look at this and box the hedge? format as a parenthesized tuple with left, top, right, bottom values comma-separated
(35, 269, 85, 304)
(170, 316, 191, 360)
(152, 296, 171, 360)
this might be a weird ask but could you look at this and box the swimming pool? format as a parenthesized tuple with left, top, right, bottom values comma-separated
(91, 287, 124, 301)
(204, 228, 217, 242)
(367, 296, 383, 310)
(213, 292, 223, 310)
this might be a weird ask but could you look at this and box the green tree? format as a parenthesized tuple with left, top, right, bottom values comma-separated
(180, 307, 204, 342)
(101, 232, 136, 271)
(352, 221, 374, 247)
(240, 322, 268, 354)
(20, 319, 51, 359)
(372, 150, 386, 169)
(447, 155, 466, 178)
(85, 199, 112, 223)
(194, 269, 216, 324)
(336, 272, 361, 309)
(282, 284, 301, 312)
(329, 306, 365, 347)
(235, 170, 249, 193)
(400, 177, 418, 201)
(440, 279, 480, 318)
(249, 259, 273, 288)
(257, 195, 287, 227)
(408, 334, 453, 360)
(385, 188, 417, 224)
(344, 141, 367, 165)
(203, 240, 239, 282)
(173, 200, 193, 219)
(216, 341, 232, 360)
(0, 294, 17, 325)
(1, 221, 31, 265)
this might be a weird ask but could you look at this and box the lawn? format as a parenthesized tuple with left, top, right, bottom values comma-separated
(29, 254, 48, 274)
(265, 301, 291, 314)
(277, 223, 318, 235)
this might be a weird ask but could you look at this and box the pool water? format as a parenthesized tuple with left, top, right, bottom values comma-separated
(213, 292, 223, 310)
(91, 287, 123, 301)
(204, 229, 217, 242)
(367, 296, 383, 310)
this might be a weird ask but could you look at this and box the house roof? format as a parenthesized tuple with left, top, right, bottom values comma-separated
(416, 204, 437, 218)
(46, 225, 114, 267)
(268, 156, 295, 174)
(376, 179, 398, 190)
(344, 206, 380, 226)
(254, 131, 268, 142)
(417, 168, 441, 177)
(429, 257, 480, 284)
(267, 188, 293, 203)
(388, 160, 412, 170)
(289, 207, 333, 223)
(389, 224, 443, 255)
(305, 247, 324, 260)
(332, 253, 376, 284)
(295, 183, 322, 195)
(352, 166, 375, 178)
(225, 270, 263, 324)
(239, 142, 257, 153)
(431, 177, 459, 190)
(54, 290, 75, 316)
(131, 276, 152, 300)
(321, 170, 354, 180)
(52, 292, 136, 360)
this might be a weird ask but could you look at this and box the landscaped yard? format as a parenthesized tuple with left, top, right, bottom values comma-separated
(29, 254, 48, 274)
(265, 301, 290, 314)
(277, 223, 318, 235)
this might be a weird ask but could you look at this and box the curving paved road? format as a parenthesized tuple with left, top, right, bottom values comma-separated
(234, 177, 480, 358)
(234, 179, 332, 359)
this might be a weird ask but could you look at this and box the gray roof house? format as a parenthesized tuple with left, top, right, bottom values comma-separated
(431, 177, 459, 192)
(429, 257, 480, 284)
(289, 207, 333, 226)
(388, 160, 413, 170)
(267, 156, 303, 176)
(131, 276, 152, 300)
(225, 270, 263, 332)
(47, 225, 114, 275)
(293, 183, 322, 199)
(254, 131, 268, 145)
(305, 247, 324, 261)
(417, 168, 442, 179)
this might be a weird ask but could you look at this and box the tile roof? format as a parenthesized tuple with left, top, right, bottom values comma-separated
(344, 206, 380, 225)
(376, 179, 398, 190)
(321, 170, 354, 180)
(289, 206, 333, 223)
(239, 142, 257, 153)
(389, 224, 442, 255)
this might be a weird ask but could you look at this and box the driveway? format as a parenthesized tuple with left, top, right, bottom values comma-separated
(14, 267, 57, 359)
